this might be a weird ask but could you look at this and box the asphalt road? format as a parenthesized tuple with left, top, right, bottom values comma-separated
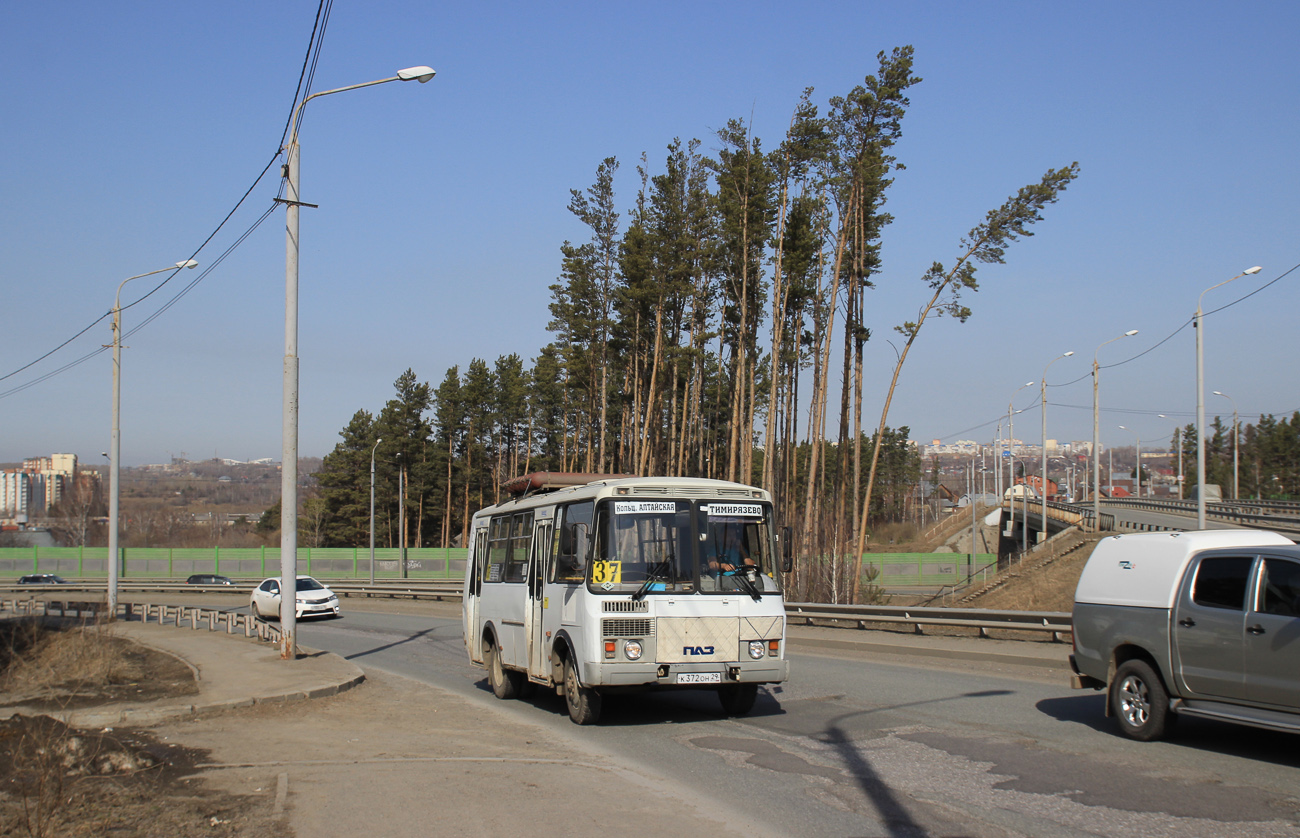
(290, 604, 1300, 838)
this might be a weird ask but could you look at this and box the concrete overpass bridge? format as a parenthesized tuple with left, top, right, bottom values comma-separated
(999, 497, 1300, 561)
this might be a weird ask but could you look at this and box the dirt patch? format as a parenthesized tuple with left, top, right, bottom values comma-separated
(0, 619, 197, 711)
(0, 619, 285, 837)
(0, 713, 285, 838)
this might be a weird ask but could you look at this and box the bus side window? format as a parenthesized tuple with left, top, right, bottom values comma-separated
(505, 512, 532, 583)
(485, 516, 509, 583)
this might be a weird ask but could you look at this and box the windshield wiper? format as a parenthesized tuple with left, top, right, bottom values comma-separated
(632, 561, 670, 602)
(727, 566, 763, 602)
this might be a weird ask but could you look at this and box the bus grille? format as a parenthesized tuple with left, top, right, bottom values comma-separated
(603, 600, 649, 613)
(603, 618, 655, 637)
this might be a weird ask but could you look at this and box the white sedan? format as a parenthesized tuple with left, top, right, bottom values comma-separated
(249, 575, 341, 620)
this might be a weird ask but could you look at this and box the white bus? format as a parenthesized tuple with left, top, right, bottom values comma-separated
(462, 472, 791, 724)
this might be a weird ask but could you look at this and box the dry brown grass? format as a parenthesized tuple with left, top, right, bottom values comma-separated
(0, 619, 196, 712)
(960, 547, 1095, 612)
(0, 620, 251, 838)
(1, 622, 137, 698)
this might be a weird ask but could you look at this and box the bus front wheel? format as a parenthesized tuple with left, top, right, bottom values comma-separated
(564, 659, 602, 725)
(718, 683, 759, 716)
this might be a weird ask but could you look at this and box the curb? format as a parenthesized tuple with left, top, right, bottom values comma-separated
(61, 667, 366, 728)
(0, 607, 367, 727)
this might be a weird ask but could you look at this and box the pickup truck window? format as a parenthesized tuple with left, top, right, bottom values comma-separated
(1260, 558, 1300, 617)
(1192, 556, 1253, 610)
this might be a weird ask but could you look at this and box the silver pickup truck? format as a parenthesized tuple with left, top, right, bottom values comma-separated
(1070, 529, 1300, 740)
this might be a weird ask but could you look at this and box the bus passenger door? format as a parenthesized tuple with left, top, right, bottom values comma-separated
(526, 521, 552, 680)
(465, 526, 488, 664)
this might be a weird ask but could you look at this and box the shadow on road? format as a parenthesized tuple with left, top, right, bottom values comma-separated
(1038, 693, 1300, 767)
(342, 626, 440, 661)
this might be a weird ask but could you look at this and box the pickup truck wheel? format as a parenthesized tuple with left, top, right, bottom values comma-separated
(1111, 659, 1169, 741)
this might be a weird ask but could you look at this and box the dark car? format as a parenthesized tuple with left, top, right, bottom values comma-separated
(17, 574, 70, 584)
(186, 574, 235, 586)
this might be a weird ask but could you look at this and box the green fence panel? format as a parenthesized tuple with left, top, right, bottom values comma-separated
(0, 545, 496, 582)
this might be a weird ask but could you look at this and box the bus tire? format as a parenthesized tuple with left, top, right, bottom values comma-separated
(718, 683, 759, 716)
(486, 641, 522, 700)
(564, 658, 601, 725)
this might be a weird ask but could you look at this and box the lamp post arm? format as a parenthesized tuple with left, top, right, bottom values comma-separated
(286, 77, 399, 148)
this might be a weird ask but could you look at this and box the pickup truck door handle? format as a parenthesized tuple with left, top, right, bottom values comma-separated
(1178, 618, 1196, 627)
(1247, 624, 1266, 635)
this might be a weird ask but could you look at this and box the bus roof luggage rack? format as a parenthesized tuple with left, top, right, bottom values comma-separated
(501, 471, 634, 498)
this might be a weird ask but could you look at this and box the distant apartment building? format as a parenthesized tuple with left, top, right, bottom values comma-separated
(2, 453, 88, 524)
(0, 471, 31, 522)
(924, 439, 983, 456)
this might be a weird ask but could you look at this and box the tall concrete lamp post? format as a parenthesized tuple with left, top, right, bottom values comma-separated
(1040, 351, 1073, 541)
(1212, 390, 1239, 500)
(1092, 330, 1138, 531)
(279, 65, 435, 659)
(1008, 381, 1034, 555)
(1196, 267, 1260, 527)
(109, 259, 198, 613)
(1158, 414, 1183, 499)
(369, 437, 382, 584)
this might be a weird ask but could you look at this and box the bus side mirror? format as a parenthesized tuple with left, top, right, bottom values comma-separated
(781, 526, 793, 573)
(571, 523, 591, 571)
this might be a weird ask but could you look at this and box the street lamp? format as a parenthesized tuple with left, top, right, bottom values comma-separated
(1118, 425, 1140, 497)
(1008, 381, 1033, 555)
(1041, 351, 1074, 540)
(1158, 414, 1183, 499)
(1196, 267, 1260, 527)
(396, 452, 407, 580)
(1213, 390, 1239, 500)
(1093, 330, 1139, 531)
(369, 437, 382, 584)
(108, 259, 198, 613)
(278, 66, 435, 659)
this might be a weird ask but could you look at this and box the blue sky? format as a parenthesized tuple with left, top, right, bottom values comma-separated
(2, 1, 1297, 467)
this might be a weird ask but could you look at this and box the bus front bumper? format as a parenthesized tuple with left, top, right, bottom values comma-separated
(584, 659, 789, 689)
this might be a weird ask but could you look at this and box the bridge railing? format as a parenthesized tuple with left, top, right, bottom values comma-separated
(1091, 498, 1300, 535)
(1003, 500, 1114, 532)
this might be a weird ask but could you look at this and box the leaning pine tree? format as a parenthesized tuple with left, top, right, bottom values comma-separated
(851, 162, 1082, 603)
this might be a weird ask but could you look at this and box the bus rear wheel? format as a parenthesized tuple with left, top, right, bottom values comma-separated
(718, 683, 759, 716)
(486, 641, 524, 700)
(564, 658, 601, 725)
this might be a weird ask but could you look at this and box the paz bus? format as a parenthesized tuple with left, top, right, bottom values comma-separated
(462, 472, 792, 724)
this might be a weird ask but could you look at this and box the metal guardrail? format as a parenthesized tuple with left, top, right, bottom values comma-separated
(2, 581, 1073, 640)
(1098, 497, 1300, 534)
(785, 601, 1072, 640)
(0, 598, 284, 644)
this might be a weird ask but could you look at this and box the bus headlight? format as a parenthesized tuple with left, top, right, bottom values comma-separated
(748, 640, 765, 660)
(624, 640, 643, 661)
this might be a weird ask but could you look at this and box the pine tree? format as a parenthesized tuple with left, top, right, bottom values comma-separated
(316, 410, 377, 547)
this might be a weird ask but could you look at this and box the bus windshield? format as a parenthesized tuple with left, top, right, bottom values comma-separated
(586, 499, 780, 595)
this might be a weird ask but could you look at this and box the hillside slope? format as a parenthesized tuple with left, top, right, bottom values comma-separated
(957, 530, 1103, 613)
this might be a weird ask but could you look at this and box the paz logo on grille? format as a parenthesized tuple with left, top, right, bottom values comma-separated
(683, 645, 715, 655)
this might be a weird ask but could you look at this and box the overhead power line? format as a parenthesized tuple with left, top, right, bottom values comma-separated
(0, 0, 332, 400)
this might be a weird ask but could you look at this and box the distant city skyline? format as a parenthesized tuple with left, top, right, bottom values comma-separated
(3, 3, 1297, 468)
